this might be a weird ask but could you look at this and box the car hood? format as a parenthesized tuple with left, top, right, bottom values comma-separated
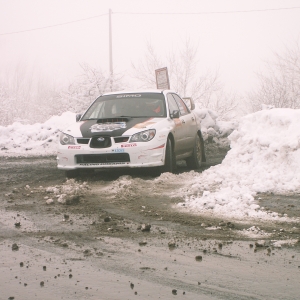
(63, 117, 163, 138)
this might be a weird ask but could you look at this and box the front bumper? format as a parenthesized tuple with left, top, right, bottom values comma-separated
(57, 139, 166, 170)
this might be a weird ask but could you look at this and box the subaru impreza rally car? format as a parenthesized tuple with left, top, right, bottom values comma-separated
(57, 90, 206, 177)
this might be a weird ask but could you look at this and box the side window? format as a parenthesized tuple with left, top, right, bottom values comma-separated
(167, 94, 179, 115)
(172, 94, 190, 116)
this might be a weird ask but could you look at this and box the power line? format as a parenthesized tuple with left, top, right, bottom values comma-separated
(115, 6, 300, 15)
(1, 6, 300, 36)
(0, 13, 108, 36)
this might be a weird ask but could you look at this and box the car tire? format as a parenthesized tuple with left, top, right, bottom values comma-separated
(161, 138, 176, 173)
(186, 134, 202, 170)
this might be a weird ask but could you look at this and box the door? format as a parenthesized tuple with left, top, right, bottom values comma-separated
(172, 94, 197, 154)
(166, 94, 186, 155)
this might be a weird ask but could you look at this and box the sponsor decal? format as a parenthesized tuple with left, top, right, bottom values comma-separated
(79, 162, 127, 166)
(90, 122, 126, 132)
(116, 94, 141, 98)
(68, 146, 81, 149)
(133, 119, 155, 129)
(147, 144, 165, 150)
(80, 117, 151, 138)
(121, 143, 137, 148)
(112, 148, 125, 153)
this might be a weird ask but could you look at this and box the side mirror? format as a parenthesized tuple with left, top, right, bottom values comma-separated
(76, 114, 82, 122)
(170, 110, 180, 119)
(183, 97, 195, 110)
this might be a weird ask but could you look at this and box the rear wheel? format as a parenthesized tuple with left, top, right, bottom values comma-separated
(186, 134, 202, 169)
(161, 138, 176, 173)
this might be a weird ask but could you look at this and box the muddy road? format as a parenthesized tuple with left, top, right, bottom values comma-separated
(0, 154, 300, 300)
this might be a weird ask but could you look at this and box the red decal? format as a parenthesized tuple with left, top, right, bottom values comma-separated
(148, 144, 165, 150)
(121, 143, 137, 147)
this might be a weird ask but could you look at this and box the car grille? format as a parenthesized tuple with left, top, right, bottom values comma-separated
(77, 138, 89, 144)
(76, 153, 130, 164)
(90, 136, 111, 148)
(114, 136, 129, 143)
(75, 136, 130, 147)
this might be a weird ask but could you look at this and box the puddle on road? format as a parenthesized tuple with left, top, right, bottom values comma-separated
(1, 235, 300, 300)
(0, 240, 212, 300)
(0, 209, 38, 232)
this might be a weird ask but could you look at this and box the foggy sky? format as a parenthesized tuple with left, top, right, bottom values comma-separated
(1, 0, 300, 93)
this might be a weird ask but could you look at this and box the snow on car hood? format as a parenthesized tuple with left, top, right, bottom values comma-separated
(63, 117, 162, 138)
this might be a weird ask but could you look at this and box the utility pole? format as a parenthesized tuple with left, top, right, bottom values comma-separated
(109, 9, 113, 91)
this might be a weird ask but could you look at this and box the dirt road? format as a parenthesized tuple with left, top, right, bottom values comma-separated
(0, 155, 299, 299)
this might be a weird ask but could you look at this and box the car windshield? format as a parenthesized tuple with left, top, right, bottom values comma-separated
(81, 93, 166, 120)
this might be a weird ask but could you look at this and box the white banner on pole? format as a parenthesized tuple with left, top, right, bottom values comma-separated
(155, 67, 170, 90)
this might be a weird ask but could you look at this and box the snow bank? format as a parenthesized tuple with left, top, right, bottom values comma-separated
(0, 109, 234, 156)
(195, 108, 238, 152)
(0, 112, 75, 156)
(178, 108, 300, 220)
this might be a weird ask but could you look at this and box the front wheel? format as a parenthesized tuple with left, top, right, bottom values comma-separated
(186, 134, 202, 170)
(160, 138, 176, 173)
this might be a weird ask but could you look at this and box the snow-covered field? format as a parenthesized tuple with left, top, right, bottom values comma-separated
(1, 108, 300, 222)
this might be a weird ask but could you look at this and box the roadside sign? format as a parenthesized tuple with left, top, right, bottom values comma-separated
(155, 67, 170, 90)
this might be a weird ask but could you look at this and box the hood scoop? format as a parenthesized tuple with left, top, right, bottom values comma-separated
(90, 118, 128, 132)
(96, 118, 129, 123)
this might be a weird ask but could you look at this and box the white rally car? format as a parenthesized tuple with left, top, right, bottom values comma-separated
(57, 90, 206, 177)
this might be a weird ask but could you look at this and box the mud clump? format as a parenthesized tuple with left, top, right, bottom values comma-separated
(141, 224, 151, 232)
(104, 216, 112, 222)
(195, 255, 203, 262)
(11, 243, 19, 251)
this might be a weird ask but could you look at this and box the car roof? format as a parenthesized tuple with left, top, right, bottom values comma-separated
(102, 89, 177, 96)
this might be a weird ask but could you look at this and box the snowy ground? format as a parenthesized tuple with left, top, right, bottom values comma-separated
(1, 107, 299, 222)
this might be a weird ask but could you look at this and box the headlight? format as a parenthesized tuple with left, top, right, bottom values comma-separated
(60, 132, 75, 145)
(129, 129, 156, 142)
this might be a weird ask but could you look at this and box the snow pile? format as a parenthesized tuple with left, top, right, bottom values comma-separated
(45, 179, 89, 204)
(241, 226, 271, 238)
(0, 111, 76, 156)
(272, 239, 299, 248)
(195, 108, 238, 151)
(178, 108, 300, 220)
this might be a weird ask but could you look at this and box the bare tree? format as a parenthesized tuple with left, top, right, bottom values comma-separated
(131, 42, 163, 89)
(0, 63, 126, 126)
(246, 40, 300, 112)
(131, 40, 237, 119)
(0, 64, 38, 125)
(58, 63, 125, 114)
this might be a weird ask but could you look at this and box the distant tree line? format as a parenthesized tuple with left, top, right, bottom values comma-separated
(0, 64, 123, 126)
(246, 40, 300, 112)
(1, 39, 300, 126)
(131, 40, 238, 120)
